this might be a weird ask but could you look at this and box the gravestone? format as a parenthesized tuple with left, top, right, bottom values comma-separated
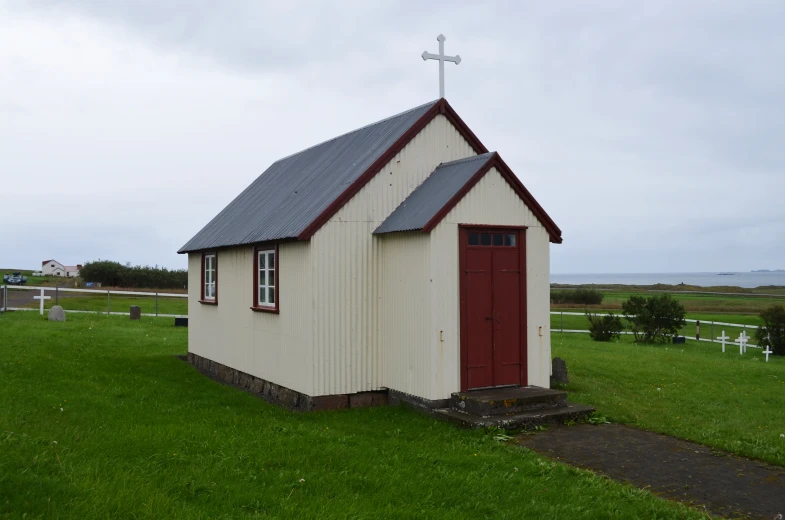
(130, 306, 141, 320)
(551, 357, 569, 386)
(48, 305, 66, 322)
(175, 317, 188, 327)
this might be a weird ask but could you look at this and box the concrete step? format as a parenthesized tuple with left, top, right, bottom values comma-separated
(435, 402, 595, 430)
(450, 386, 567, 417)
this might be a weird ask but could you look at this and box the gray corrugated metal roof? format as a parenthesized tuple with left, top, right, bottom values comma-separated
(179, 100, 439, 253)
(373, 153, 495, 235)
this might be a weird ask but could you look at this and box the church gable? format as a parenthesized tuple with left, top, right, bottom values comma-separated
(178, 99, 487, 254)
(375, 152, 562, 243)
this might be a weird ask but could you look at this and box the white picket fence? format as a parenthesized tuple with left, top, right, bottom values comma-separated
(0, 285, 187, 318)
(550, 311, 762, 349)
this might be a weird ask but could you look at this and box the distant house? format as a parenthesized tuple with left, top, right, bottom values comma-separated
(179, 99, 562, 411)
(42, 260, 82, 277)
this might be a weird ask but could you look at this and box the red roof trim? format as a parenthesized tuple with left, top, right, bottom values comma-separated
(297, 98, 488, 240)
(421, 153, 563, 244)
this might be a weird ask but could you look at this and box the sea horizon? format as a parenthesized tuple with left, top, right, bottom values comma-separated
(550, 271, 785, 289)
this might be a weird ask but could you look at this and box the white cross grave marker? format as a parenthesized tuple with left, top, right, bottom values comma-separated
(737, 333, 748, 355)
(422, 34, 461, 98)
(33, 288, 51, 316)
(717, 330, 729, 353)
(763, 333, 774, 362)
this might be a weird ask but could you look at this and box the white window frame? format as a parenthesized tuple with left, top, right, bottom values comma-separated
(256, 249, 276, 308)
(203, 253, 216, 301)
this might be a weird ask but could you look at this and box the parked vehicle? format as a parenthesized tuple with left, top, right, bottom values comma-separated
(2, 272, 28, 285)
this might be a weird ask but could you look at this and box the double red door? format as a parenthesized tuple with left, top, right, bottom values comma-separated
(459, 227, 527, 391)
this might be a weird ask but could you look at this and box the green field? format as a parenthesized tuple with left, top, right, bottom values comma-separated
(552, 284, 785, 315)
(553, 333, 785, 466)
(550, 311, 762, 343)
(0, 312, 705, 519)
(5, 287, 188, 316)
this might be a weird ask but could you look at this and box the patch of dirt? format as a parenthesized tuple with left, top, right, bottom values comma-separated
(518, 424, 785, 519)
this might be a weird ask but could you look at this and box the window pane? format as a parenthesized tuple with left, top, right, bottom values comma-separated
(259, 253, 265, 269)
(505, 234, 516, 247)
(493, 234, 503, 246)
(468, 232, 479, 245)
(259, 287, 266, 304)
(268, 287, 275, 305)
(480, 233, 492, 246)
(268, 252, 275, 267)
(259, 270, 266, 287)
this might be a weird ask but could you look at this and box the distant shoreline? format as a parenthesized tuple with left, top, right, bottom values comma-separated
(551, 272, 785, 290)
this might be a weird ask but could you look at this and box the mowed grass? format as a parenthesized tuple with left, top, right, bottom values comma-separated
(553, 333, 785, 466)
(0, 312, 704, 519)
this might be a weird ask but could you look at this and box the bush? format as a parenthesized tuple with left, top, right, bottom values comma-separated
(754, 305, 785, 356)
(79, 260, 188, 290)
(586, 312, 624, 342)
(621, 294, 686, 344)
(551, 288, 604, 305)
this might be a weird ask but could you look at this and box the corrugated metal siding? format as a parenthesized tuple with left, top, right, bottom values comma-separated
(187, 242, 314, 395)
(379, 233, 431, 397)
(310, 114, 476, 396)
(179, 100, 438, 253)
(428, 167, 553, 399)
(374, 153, 494, 234)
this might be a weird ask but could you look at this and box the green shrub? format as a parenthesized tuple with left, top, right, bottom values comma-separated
(80, 260, 188, 290)
(621, 294, 686, 344)
(586, 312, 624, 342)
(551, 288, 604, 305)
(754, 304, 785, 356)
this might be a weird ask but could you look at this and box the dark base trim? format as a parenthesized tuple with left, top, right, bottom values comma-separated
(388, 389, 449, 412)
(186, 352, 388, 411)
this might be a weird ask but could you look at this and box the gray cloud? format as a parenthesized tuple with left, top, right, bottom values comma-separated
(1, 0, 783, 274)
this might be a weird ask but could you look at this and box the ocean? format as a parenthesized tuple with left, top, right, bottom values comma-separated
(550, 272, 785, 289)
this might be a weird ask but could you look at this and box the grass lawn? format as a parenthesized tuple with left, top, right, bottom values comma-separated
(0, 312, 704, 519)
(553, 333, 785, 466)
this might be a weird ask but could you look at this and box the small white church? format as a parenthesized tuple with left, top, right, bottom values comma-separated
(179, 98, 563, 411)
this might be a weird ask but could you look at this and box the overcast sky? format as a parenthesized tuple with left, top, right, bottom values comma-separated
(2, 0, 783, 274)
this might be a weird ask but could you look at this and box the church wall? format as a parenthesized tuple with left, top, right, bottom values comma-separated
(428, 167, 553, 399)
(187, 241, 314, 396)
(310, 114, 477, 396)
(378, 232, 432, 399)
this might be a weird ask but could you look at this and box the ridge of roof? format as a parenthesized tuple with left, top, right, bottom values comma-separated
(273, 100, 440, 164)
(373, 151, 563, 244)
(436, 153, 496, 168)
(178, 99, 466, 254)
(374, 152, 496, 235)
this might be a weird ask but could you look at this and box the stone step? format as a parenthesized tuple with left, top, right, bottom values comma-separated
(435, 402, 595, 430)
(450, 386, 567, 417)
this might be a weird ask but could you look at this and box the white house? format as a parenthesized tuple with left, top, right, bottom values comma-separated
(42, 260, 82, 277)
(179, 99, 563, 412)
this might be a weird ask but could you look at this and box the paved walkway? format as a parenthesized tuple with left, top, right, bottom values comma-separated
(518, 424, 785, 519)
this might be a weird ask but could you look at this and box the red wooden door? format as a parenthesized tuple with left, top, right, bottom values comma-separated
(460, 227, 527, 391)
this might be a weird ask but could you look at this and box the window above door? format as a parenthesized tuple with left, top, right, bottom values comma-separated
(467, 231, 517, 247)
